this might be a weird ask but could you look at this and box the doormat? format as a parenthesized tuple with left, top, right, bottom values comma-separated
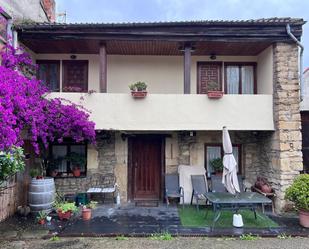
(135, 200, 159, 207)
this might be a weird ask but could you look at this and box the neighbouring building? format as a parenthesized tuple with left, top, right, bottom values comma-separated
(0, 0, 55, 222)
(301, 68, 309, 174)
(13, 18, 305, 213)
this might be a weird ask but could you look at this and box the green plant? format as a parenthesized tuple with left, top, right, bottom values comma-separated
(115, 235, 128, 240)
(239, 233, 259, 241)
(36, 211, 48, 221)
(0, 147, 25, 192)
(129, 81, 147, 91)
(150, 232, 173, 240)
(285, 174, 309, 211)
(207, 81, 220, 91)
(277, 233, 291, 239)
(65, 152, 86, 169)
(54, 202, 78, 213)
(210, 157, 223, 172)
(85, 201, 98, 209)
(29, 168, 41, 178)
(49, 235, 60, 241)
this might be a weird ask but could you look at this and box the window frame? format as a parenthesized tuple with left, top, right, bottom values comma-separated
(49, 141, 88, 178)
(224, 62, 257, 94)
(197, 61, 223, 94)
(62, 60, 89, 92)
(36, 60, 60, 92)
(204, 143, 242, 175)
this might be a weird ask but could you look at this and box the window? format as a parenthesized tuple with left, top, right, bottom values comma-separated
(37, 60, 60, 92)
(0, 12, 8, 42)
(225, 63, 256, 94)
(197, 62, 222, 94)
(49, 142, 87, 178)
(62, 60, 88, 92)
(205, 144, 241, 177)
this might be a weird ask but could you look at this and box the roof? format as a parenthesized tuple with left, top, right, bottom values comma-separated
(15, 17, 305, 29)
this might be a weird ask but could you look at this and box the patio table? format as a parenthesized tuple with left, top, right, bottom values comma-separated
(204, 192, 272, 229)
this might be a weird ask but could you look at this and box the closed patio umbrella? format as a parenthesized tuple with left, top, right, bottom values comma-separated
(222, 126, 240, 195)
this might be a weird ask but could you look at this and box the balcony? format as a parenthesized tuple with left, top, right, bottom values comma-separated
(49, 93, 274, 131)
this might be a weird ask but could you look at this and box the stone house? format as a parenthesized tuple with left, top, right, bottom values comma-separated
(14, 18, 305, 213)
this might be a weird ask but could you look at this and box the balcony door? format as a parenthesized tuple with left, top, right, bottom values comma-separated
(197, 62, 222, 94)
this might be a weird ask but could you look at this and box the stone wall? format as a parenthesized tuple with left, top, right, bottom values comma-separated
(258, 42, 303, 212)
(55, 132, 117, 196)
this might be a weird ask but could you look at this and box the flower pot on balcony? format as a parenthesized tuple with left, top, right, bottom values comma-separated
(131, 91, 147, 98)
(207, 91, 223, 99)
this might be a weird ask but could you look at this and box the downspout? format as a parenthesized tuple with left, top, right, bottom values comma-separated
(286, 24, 304, 100)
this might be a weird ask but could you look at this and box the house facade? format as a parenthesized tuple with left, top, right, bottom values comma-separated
(15, 18, 305, 212)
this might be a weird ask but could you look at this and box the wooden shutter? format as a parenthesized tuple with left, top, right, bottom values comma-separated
(197, 62, 222, 94)
(37, 60, 60, 92)
(62, 60, 88, 92)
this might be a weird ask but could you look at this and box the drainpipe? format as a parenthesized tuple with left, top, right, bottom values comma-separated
(286, 24, 304, 100)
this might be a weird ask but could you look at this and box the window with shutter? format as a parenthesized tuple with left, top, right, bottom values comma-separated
(37, 60, 60, 92)
(197, 62, 222, 94)
(62, 60, 88, 92)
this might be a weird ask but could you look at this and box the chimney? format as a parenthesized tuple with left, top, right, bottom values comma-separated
(41, 0, 56, 22)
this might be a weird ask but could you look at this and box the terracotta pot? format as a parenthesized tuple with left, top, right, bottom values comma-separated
(131, 91, 147, 98)
(57, 210, 72, 220)
(38, 219, 45, 225)
(261, 184, 272, 193)
(299, 209, 309, 228)
(207, 91, 223, 99)
(82, 208, 92, 221)
(73, 168, 81, 177)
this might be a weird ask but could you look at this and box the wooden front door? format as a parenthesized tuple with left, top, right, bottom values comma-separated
(129, 135, 163, 200)
(301, 112, 309, 173)
(197, 62, 222, 94)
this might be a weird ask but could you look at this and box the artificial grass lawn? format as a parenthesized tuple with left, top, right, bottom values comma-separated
(178, 206, 279, 228)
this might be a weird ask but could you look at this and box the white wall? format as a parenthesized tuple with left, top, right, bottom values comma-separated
(257, 46, 273, 94)
(49, 93, 274, 131)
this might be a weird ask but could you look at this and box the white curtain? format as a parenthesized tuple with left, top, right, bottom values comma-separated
(206, 146, 221, 177)
(226, 66, 239, 94)
(52, 145, 67, 172)
(241, 66, 254, 94)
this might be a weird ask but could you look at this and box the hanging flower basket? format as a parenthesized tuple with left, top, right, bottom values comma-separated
(207, 91, 223, 99)
(129, 82, 147, 98)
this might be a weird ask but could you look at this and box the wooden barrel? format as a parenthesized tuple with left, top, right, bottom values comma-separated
(28, 178, 55, 213)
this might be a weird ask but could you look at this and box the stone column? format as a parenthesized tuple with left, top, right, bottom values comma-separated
(268, 42, 303, 212)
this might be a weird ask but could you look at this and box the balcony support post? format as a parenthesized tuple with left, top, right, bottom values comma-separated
(184, 45, 191, 94)
(99, 42, 107, 93)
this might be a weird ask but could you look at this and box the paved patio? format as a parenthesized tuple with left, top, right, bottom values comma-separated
(0, 204, 308, 239)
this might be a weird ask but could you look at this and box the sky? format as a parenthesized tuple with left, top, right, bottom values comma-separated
(56, 0, 309, 68)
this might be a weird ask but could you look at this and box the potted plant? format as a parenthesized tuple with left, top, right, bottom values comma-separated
(207, 81, 223, 99)
(285, 174, 309, 228)
(65, 152, 86, 177)
(210, 157, 224, 175)
(129, 81, 147, 98)
(54, 202, 78, 220)
(82, 201, 98, 221)
(36, 211, 47, 225)
(29, 168, 44, 179)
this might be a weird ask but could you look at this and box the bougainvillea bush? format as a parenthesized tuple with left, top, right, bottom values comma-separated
(0, 44, 95, 175)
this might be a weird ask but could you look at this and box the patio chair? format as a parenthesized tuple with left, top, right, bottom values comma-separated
(190, 174, 209, 211)
(165, 174, 184, 209)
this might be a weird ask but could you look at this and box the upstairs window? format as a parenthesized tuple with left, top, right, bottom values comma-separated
(225, 63, 256, 94)
(37, 60, 60, 92)
(0, 11, 9, 42)
(62, 60, 88, 92)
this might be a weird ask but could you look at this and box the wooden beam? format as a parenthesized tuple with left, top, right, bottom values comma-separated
(184, 45, 191, 94)
(99, 43, 107, 93)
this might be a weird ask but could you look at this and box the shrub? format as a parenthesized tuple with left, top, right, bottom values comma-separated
(285, 174, 309, 211)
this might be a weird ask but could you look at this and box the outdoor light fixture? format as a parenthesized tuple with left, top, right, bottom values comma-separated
(210, 53, 217, 60)
(70, 54, 77, 59)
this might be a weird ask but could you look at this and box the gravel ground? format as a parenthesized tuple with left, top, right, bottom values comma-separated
(1, 237, 309, 249)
